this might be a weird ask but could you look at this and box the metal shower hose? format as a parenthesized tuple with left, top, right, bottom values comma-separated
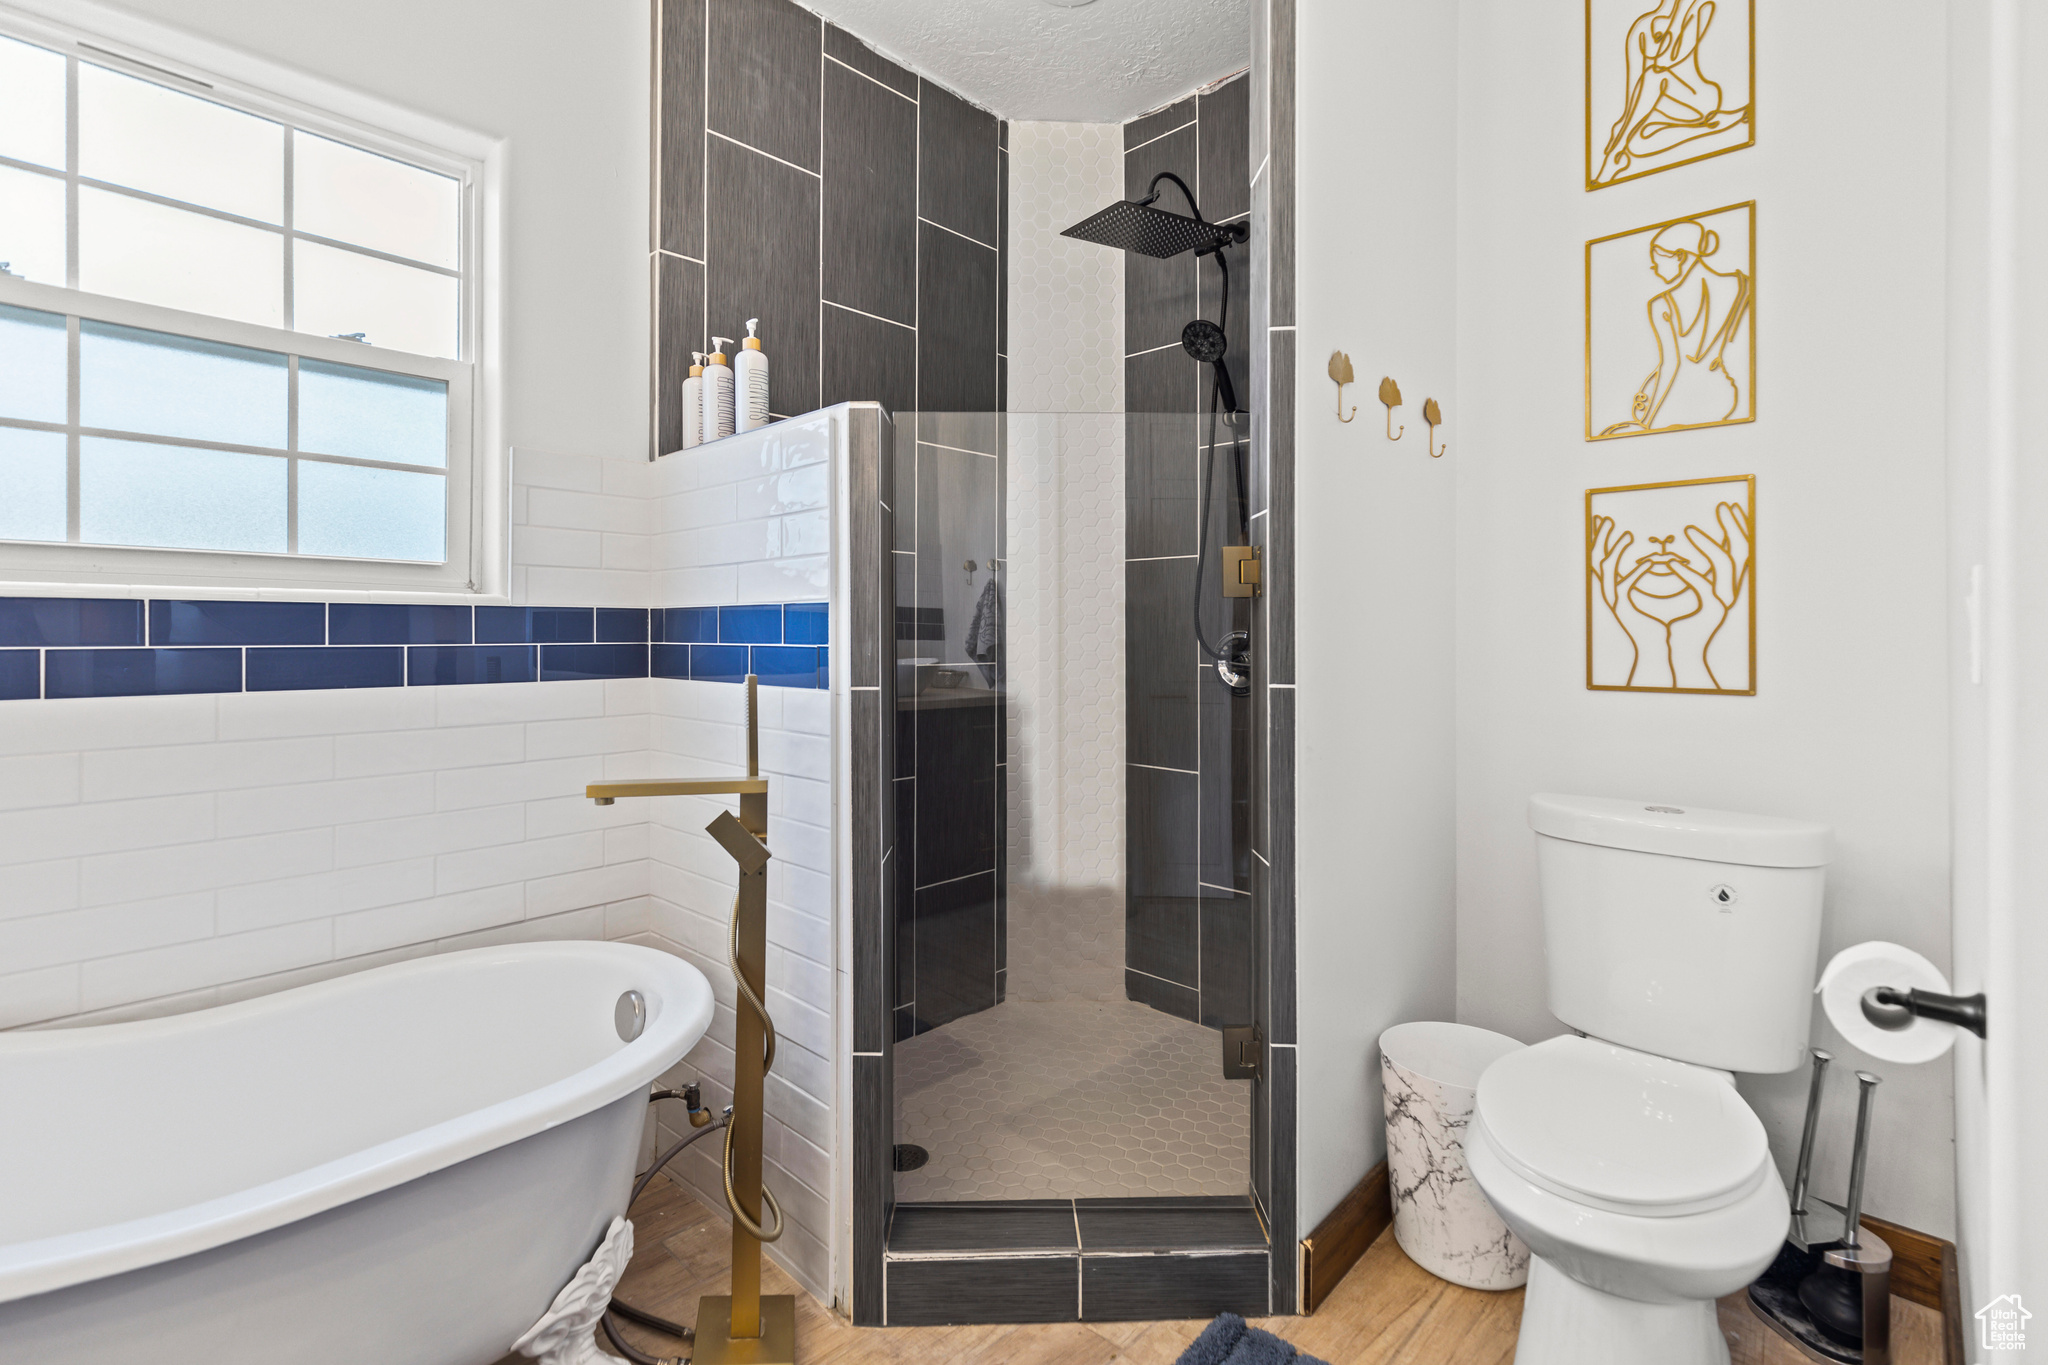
(721, 882, 783, 1244)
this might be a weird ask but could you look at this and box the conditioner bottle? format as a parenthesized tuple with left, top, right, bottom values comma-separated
(703, 338, 736, 444)
(736, 317, 770, 433)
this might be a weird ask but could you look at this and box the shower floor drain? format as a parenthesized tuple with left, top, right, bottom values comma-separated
(893, 1144, 930, 1172)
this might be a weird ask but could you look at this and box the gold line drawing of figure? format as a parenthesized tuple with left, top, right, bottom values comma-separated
(1597, 215, 1751, 437)
(1588, 488, 1752, 693)
(1591, 0, 1751, 188)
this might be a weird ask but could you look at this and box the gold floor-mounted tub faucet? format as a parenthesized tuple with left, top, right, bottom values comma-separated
(586, 675, 794, 1364)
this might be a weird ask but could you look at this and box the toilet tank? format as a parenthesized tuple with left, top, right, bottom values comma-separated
(1529, 794, 1831, 1074)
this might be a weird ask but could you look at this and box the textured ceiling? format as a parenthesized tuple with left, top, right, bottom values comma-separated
(805, 0, 1251, 124)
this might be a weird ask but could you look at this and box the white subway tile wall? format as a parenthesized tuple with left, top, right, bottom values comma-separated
(0, 675, 653, 1025)
(0, 422, 847, 1300)
(650, 412, 834, 608)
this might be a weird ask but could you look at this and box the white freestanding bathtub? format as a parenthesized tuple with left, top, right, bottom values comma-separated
(0, 941, 715, 1365)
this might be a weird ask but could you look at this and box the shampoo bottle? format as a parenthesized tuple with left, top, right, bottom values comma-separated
(736, 317, 770, 433)
(681, 351, 705, 450)
(703, 338, 735, 444)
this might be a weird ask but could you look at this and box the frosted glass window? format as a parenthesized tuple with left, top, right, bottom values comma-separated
(81, 321, 287, 449)
(299, 359, 447, 467)
(0, 428, 68, 542)
(80, 436, 286, 553)
(294, 240, 457, 357)
(0, 164, 67, 286)
(0, 304, 68, 424)
(2, 22, 479, 583)
(78, 63, 282, 223)
(0, 35, 66, 171)
(297, 461, 445, 561)
(78, 186, 284, 328)
(295, 133, 460, 268)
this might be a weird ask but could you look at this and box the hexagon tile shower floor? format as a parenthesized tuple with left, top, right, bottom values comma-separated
(891, 998, 1249, 1201)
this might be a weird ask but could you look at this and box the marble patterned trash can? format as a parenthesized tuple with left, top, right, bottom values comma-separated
(1378, 1021, 1531, 1290)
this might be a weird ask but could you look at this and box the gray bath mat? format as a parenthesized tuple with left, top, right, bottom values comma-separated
(1174, 1313, 1330, 1365)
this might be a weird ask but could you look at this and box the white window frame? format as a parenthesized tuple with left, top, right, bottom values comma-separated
(0, 0, 507, 601)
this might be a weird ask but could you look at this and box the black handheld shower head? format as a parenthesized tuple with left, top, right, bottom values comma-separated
(1182, 319, 1239, 415)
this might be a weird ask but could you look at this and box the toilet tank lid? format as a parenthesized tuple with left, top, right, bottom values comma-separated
(1528, 793, 1831, 868)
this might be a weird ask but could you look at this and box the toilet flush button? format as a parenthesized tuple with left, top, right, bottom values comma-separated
(1709, 884, 1739, 911)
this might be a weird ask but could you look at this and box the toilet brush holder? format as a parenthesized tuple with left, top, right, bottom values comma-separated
(1749, 1067, 1891, 1365)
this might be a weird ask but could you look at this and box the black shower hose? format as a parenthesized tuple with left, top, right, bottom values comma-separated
(1192, 246, 1251, 667)
(599, 1102, 729, 1365)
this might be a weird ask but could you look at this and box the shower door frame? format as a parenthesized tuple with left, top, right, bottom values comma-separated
(847, 0, 1299, 1322)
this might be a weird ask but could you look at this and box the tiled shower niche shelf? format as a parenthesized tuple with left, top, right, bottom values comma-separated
(0, 596, 829, 700)
(882, 1197, 1270, 1325)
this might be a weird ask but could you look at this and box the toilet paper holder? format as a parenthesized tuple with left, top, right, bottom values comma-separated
(1860, 985, 1988, 1038)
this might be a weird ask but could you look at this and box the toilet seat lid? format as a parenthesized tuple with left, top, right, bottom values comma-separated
(1475, 1036, 1771, 1217)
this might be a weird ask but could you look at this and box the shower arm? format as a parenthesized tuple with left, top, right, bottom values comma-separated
(1139, 172, 1249, 251)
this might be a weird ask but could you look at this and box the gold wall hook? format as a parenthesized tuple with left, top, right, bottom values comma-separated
(1328, 351, 1357, 422)
(1378, 377, 1404, 439)
(1423, 397, 1447, 457)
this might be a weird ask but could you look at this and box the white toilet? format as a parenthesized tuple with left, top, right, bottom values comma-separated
(1468, 794, 1831, 1365)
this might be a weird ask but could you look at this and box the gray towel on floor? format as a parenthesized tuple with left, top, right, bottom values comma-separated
(1175, 1313, 1329, 1365)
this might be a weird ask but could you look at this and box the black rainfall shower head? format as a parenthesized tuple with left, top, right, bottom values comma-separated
(1061, 170, 1250, 259)
(1060, 199, 1242, 259)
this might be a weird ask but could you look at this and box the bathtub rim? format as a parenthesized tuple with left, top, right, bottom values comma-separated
(0, 940, 714, 1306)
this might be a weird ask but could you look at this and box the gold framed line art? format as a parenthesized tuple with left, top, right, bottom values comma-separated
(1586, 0, 1753, 190)
(1585, 200, 1754, 442)
(1586, 474, 1754, 696)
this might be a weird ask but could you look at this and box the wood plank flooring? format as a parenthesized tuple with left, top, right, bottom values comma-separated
(495, 1175, 1944, 1364)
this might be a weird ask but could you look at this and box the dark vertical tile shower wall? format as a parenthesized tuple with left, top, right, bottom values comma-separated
(1123, 75, 1254, 1034)
(653, 0, 1007, 1040)
(1249, 0, 1297, 1313)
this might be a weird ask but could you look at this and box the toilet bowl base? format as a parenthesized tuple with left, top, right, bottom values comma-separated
(1514, 1256, 1729, 1365)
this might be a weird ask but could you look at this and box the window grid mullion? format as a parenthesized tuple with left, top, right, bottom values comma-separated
(63, 53, 78, 291)
(286, 352, 299, 555)
(64, 315, 80, 543)
(282, 129, 295, 331)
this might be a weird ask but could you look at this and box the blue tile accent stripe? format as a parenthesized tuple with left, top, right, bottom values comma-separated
(476, 606, 595, 644)
(150, 600, 324, 646)
(0, 598, 143, 647)
(330, 603, 472, 644)
(249, 647, 404, 691)
(47, 648, 243, 698)
(0, 597, 826, 699)
(0, 650, 40, 700)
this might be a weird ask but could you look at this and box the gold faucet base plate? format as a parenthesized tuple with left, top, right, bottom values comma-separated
(691, 1295, 796, 1364)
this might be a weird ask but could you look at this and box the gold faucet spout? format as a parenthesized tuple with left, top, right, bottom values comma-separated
(586, 777, 769, 805)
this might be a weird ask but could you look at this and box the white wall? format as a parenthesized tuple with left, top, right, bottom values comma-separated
(1004, 121, 1127, 891)
(1289, 0, 1960, 1244)
(1291, 0, 1461, 1232)
(1453, 0, 1955, 1235)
